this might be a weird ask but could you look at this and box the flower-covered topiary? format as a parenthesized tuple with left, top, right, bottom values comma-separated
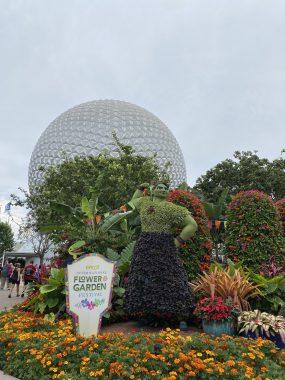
(275, 198, 285, 235)
(225, 190, 285, 272)
(167, 190, 213, 281)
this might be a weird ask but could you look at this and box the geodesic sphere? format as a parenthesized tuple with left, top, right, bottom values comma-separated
(28, 100, 187, 189)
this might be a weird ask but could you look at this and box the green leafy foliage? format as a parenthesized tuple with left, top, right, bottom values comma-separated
(21, 268, 65, 315)
(194, 150, 285, 203)
(105, 241, 136, 321)
(41, 193, 135, 258)
(12, 139, 163, 234)
(225, 190, 285, 272)
(249, 272, 285, 313)
(0, 221, 14, 253)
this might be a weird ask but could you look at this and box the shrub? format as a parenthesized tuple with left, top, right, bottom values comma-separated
(225, 190, 285, 272)
(0, 311, 284, 379)
(190, 265, 259, 311)
(167, 189, 213, 281)
(275, 198, 285, 235)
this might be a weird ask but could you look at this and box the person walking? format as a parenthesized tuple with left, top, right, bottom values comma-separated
(0, 260, 10, 290)
(21, 260, 36, 297)
(8, 263, 21, 298)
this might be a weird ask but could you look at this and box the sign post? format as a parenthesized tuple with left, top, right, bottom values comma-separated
(66, 253, 116, 337)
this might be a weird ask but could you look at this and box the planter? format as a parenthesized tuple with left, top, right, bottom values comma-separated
(202, 319, 236, 337)
(240, 331, 285, 349)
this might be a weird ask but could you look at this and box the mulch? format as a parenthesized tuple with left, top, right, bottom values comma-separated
(100, 320, 202, 336)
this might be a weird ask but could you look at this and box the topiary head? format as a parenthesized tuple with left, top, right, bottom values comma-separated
(153, 183, 169, 199)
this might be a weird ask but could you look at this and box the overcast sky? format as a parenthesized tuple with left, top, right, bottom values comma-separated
(1, 0, 285, 202)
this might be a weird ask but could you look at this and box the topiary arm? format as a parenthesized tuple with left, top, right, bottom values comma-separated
(175, 214, 198, 247)
(129, 183, 150, 209)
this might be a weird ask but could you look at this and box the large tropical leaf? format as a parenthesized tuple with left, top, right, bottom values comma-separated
(50, 268, 65, 283)
(81, 196, 92, 219)
(40, 284, 58, 294)
(89, 193, 98, 216)
(101, 211, 132, 232)
(46, 297, 59, 309)
(68, 240, 86, 257)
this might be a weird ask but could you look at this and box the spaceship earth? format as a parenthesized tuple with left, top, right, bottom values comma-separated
(28, 100, 187, 189)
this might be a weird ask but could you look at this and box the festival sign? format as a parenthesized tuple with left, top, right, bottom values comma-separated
(66, 253, 116, 337)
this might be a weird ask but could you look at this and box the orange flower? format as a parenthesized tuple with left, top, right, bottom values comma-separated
(95, 215, 102, 224)
(120, 205, 127, 212)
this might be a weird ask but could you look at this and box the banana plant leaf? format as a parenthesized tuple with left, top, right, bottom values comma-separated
(101, 211, 132, 232)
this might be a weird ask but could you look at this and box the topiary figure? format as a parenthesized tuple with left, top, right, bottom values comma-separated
(225, 190, 285, 271)
(167, 189, 213, 281)
(124, 183, 198, 322)
(276, 198, 285, 235)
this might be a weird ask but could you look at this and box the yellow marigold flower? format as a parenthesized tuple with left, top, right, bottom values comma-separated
(248, 353, 255, 359)
(169, 371, 177, 376)
(203, 358, 214, 363)
(196, 352, 202, 357)
(46, 361, 52, 366)
(130, 376, 135, 379)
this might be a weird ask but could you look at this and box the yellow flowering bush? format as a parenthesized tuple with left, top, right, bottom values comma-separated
(0, 311, 284, 379)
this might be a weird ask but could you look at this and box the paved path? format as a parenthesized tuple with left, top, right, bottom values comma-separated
(0, 286, 26, 312)
(0, 372, 18, 380)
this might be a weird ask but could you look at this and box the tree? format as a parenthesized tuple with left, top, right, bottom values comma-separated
(194, 151, 285, 203)
(19, 223, 53, 265)
(0, 222, 14, 254)
(12, 139, 166, 232)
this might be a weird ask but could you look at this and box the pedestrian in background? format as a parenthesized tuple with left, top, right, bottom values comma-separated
(8, 263, 21, 298)
(0, 260, 11, 290)
(21, 260, 36, 297)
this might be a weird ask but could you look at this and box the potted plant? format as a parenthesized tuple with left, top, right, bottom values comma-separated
(238, 310, 285, 349)
(194, 296, 238, 336)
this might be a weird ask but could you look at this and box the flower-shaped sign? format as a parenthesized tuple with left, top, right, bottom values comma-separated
(66, 253, 116, 337)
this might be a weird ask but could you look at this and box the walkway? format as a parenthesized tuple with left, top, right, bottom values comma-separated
(0, 286, 26, 312)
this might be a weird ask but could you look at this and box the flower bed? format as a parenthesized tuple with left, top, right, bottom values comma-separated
(0, 312, 284, 379)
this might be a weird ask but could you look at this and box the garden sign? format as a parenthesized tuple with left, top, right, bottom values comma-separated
(66, 253, 116, 337)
